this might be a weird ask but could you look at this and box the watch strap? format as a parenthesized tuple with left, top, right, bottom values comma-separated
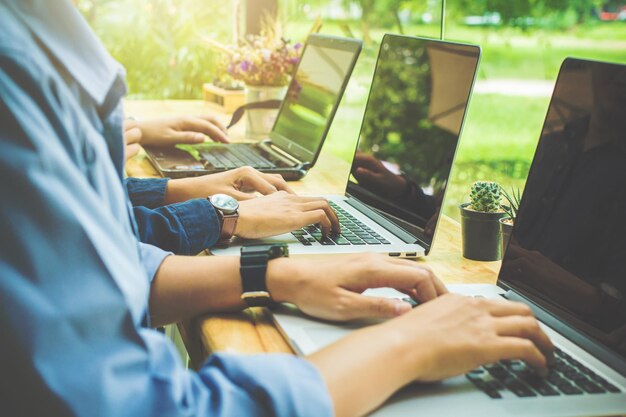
(219, 212, 238, 242)
(240, 244, 288, 307)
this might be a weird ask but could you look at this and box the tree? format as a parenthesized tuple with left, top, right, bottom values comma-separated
(450, 0, 604, 25)
(342, 0, 376, 43)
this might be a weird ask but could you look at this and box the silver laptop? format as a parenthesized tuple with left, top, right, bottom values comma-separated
(212, 35, 481, 258)
(144, 34, 362, 180)
(273, 58, 626, 416)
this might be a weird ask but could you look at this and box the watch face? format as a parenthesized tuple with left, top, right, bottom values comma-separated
(210, 194, 239, 214)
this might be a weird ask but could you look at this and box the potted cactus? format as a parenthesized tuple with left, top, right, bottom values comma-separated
(459, 181, 507, 261)
(499, 187, 522, 254)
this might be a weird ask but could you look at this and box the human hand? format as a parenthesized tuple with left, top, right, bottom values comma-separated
(136, 115, 229, 146)
(268, 253, 448, 321)
(352, 153, 406, 198)
(164, 166, 294, 203)
(124, 119, 143, 162)
(235, 191, 340, 239)
(391, 294, 555, 381)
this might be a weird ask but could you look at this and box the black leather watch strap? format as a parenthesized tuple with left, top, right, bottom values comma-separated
(240, 244, 289, 307)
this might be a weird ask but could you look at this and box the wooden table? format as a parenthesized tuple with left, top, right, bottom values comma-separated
(124, 99, 501, 363)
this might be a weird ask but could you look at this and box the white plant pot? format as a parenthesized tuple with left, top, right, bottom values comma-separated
(244, 85, 287, 139)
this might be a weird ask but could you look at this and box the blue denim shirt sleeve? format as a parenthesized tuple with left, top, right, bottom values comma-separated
(0, 8, 333, 416)
(125, 177, 169, 208)
(133, 199, 220, 255)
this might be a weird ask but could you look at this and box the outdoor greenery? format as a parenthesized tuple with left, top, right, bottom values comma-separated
(80, 0, 626, 221)
(76, 0, 232, 98)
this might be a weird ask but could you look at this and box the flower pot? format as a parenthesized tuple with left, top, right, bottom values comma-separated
(460, 203, 506, 261)
(499, 217, 514, 256)
(244, 85, 287, 139)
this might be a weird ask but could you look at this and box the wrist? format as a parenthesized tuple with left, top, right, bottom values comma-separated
(164, 177, 195, 204)
(378, 317, 431, 383)
(266, 257, 303, 304)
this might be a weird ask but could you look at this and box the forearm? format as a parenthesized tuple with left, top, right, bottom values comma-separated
(307, 322, 415, 417)
(164, 177, 199, 204)
(148, 255, 296, 326)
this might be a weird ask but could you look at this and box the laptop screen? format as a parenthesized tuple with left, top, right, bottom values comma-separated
(346, 35, 480, 251)
(499, 58, 626, 361)
(270, 34, 361, 164)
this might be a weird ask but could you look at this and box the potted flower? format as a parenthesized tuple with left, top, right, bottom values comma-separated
(205, 28, 302, 138)
(499, 187, 522, 254)
(459, 181, 507, 261)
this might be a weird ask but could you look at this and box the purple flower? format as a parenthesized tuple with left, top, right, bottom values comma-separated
(289, 57, 299, 65)
(240, 60, 252, 72)
(294, 42, 302, 50)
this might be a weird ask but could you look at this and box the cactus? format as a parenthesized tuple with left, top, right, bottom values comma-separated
(469, 181, 502, 213)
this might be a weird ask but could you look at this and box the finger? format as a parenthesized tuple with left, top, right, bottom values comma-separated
(481, 299, 534, 318)
(406, 263, 448, 296)
(125, 144, 141, 161)
(494, 316, 555, 364)
(342, 292, 413, 320)
(302, 209, 332, 237)
(181, 117, 229, 143)
(172, 131, 207, 144)
(263, 173, 294, 194)
(195, 114, 228, 134)
(124, 127, 142, 145)
(240, 169, 279, 195)
(377, 259, 442, 302)
(300, 200, 340, 235)
(228, 189, 258, 201)
(488, 337, 549, 376)
(124, 118, 139, 130)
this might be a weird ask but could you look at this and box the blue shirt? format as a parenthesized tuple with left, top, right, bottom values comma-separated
(126, 177, 221, 255)
(0, 2, 332, 416)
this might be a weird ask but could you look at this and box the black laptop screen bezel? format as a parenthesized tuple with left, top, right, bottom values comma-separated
(497, 57, 626, 370)
(345, 34, 481, 254)
(268, 34, 362, 166)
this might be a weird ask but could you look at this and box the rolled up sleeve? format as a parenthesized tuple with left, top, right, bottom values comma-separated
(196, 353, 334, 417)
(133, 198, 220, 255)
(126, 177, 169, 208)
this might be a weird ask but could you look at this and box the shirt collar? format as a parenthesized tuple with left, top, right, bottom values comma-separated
(6, 0, 124, 106)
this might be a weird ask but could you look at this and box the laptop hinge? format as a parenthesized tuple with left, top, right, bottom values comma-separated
(258, 140, 302, 167)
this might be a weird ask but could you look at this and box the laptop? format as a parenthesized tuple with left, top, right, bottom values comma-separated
(273, 58, 626, 417)
(211, 34, 481, 258)
(144, 34, 362, 180)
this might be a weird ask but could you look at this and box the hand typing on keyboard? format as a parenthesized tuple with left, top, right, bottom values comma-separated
(234, 191, 340, 239)
(290, 202, 391, 246)
(164, 166, 294, 202)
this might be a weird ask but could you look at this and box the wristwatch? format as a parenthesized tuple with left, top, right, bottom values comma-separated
(240, 244, 289, 307)
(208, 194, 239, 243)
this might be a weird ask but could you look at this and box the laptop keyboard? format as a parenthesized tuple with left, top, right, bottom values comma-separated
(200, 144, 276, 169)
(290, 201, 391, 246)
(467, 347, 622, 399)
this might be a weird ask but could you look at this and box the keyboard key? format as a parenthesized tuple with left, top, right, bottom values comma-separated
(503, 380, 536, 397)
(559, 383, 584, 395)
(331, 236, 351, 245)
(364, 238, 382, 245)
(574, 378, 606, 394)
